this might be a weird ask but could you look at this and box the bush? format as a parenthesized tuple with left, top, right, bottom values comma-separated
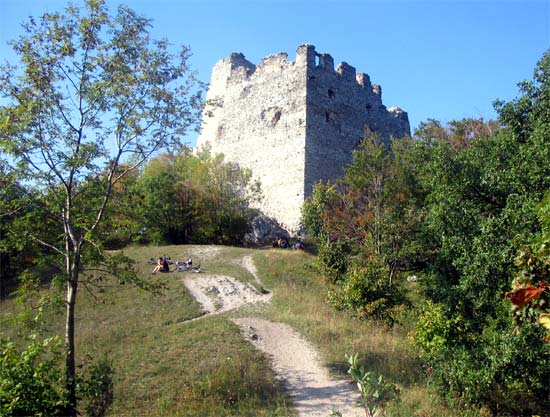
(413, 305, 550, 416)
(412, 301, 465, 359)
(79, 358, 114, 417)
(315, 237, 349, 282)
(327, 258, 404, 323)
(0, 336, 68, 416)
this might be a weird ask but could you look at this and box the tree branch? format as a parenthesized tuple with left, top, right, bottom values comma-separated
(26, 233, 64, 256)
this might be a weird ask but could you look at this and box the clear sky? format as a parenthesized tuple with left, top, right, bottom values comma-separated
(1, 0, 549, 146)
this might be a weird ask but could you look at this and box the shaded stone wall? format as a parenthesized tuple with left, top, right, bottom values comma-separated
(196, 44, 410, 233)
(303, 45, 410, 196)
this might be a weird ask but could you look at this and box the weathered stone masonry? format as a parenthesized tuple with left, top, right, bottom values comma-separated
(196, 44, 410, 234)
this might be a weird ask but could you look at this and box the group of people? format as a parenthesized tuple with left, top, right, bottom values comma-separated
(272, 237, 305, 250)
(151, 256, 192, 274)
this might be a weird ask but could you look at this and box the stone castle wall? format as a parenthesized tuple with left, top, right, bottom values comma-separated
(196, 44, 410, 233)
(302, 45, 409, 195)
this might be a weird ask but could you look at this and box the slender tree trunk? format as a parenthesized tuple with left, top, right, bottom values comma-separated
(65, 276, 78, 416)
(64, 233, 81, 417)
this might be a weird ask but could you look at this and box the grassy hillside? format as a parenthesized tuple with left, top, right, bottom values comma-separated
(0, 245, 459, 416)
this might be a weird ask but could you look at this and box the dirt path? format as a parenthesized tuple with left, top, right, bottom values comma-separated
(180, 253, 361, 417)
(240, 255, 263, 288)
(232, 317, 362, 417)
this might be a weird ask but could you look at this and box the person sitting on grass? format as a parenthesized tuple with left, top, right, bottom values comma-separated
(152, 257, 164, 274)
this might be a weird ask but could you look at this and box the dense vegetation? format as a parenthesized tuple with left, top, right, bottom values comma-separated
(101, 147, 261, 248)
(302, 51, 550, 415)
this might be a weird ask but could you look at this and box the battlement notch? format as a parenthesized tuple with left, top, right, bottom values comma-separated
(256, 52, 291, 75)
(317, 53, 334, 71)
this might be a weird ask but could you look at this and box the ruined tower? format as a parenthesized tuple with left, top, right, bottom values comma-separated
(196, 44, 410, 233)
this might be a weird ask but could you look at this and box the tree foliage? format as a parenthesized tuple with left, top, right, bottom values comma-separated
(134, 151, 197, 245)
(191, 151, 261, 244)
(0, 336, 68, 416)
(410, 52, 550, 415)
(105, 148, 261, 246)
(0, 1, 202, 413)
(505, 193, 550, 341)
(302, 135, 424, 322)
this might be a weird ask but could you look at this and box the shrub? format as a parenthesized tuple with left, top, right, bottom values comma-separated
(0, 336, 68, 416)
(79, 358, 114, 417)
(327, 259, 404, 323)
(315, 237, 349, 282)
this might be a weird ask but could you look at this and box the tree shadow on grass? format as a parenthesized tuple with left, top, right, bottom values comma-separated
(327, 350, 424, 388)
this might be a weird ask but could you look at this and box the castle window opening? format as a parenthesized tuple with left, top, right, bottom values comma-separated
(272, 110, 282, 126)
(328, 89, 335, 99)
(216, 125, 224, 140)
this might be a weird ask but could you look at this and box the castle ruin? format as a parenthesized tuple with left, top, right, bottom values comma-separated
(195, 44, 410, 234)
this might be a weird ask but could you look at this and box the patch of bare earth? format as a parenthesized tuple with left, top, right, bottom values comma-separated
(181, 274, 271, 315)
(181, 253, 362, 417)
(240, 254, 263, 287)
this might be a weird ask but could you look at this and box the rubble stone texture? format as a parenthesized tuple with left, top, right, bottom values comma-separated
(196, 44, 410, 233)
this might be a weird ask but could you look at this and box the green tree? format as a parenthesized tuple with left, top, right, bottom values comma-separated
(96, 163, 143, 249)
(191, 150, 261, 244)
(0, 165, 27, 299)
(304, 134, 424, 321)
(412, 52, 550, 414)
(495, 50, 550, 144)
(505, 192, 550, 341)
(130, 148, 261, 245)
(0, 163, 61, 300)
(135, 151, 197, 244)
(0, 1, 202, 413)
(302, 181, 339, 239)
(412, 131, 550, 414)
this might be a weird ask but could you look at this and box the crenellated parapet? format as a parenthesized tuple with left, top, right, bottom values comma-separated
(213, 44, 388, 97)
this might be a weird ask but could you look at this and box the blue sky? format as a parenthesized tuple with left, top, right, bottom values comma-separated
(1, 0, 549, 146)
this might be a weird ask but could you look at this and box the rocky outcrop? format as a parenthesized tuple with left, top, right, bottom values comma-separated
(244, 214, 290, 245)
